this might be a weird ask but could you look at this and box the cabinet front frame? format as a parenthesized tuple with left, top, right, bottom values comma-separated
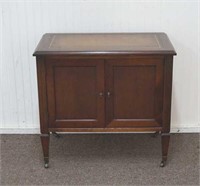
(38, 55, 172, 133)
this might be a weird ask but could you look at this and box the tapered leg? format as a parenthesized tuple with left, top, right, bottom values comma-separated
(41, 134, 50, 168)
(160, 133, 170, 167)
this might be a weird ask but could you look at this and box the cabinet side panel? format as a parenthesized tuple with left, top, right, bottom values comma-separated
(162, 56, 173, 133)
(36, 56, 48, 133)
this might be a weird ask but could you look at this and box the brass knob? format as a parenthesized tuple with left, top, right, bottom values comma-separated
(107, 92, 111, 97)
(99, 92, 104, 97)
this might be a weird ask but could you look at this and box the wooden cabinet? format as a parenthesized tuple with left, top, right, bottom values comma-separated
(33, 33, 176, 168)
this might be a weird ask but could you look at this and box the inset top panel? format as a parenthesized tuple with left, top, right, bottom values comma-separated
(33, 33, 176, 56)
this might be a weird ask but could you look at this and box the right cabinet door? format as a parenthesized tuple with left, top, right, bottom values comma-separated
(105, 57, 164, 128)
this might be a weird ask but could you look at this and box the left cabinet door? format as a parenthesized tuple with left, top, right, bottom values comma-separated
(46, 58, 105, 128)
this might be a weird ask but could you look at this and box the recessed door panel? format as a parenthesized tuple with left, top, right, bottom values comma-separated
(106, 57, 164, 127)
(46, 58, 105, 128)
(55, 66, 97, 119)
(114, 66, 155, 119)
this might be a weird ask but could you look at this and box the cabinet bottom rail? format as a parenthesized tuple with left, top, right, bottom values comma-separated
(48, 127, 162, 133)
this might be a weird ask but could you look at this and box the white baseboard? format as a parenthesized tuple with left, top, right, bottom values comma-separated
(171, 127, 200, 133)
(0, 127, 199, 134)
(0, 128, 40, 134)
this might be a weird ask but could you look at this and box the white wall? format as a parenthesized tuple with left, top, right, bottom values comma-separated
(0, 0, 199, 133)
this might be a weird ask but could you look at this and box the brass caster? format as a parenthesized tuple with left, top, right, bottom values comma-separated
(44, 157, 49, 168)
(44, 162, 49, 168)
(160, 160, 166, 167)
(52, 132, 61, 138)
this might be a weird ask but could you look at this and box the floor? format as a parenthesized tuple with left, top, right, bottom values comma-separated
(0, 133, 199, 186)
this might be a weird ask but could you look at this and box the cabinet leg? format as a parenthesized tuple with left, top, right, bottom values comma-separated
(160, 133, 170, 167)
(41, 133, 50, 168)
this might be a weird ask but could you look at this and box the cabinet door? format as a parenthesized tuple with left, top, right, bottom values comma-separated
(46, 58, 105, 128)
(105, 57, 164, 127)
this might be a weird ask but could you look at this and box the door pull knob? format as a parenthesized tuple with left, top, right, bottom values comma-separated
(99, 92, 104, 97)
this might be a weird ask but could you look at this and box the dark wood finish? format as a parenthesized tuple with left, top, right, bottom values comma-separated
(40, 134, 50, 168)
(36, 57, 48, 134)
(162, 56, 173, 133)
(49, 127, 162, 132)
(161, 133, 170, 166)
(105, 57, 164, 128)
(45, 59, 105, 128)
(34, 33, 176, 167)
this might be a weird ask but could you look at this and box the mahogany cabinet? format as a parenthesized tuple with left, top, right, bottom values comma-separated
(33, 33, 176, 168)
